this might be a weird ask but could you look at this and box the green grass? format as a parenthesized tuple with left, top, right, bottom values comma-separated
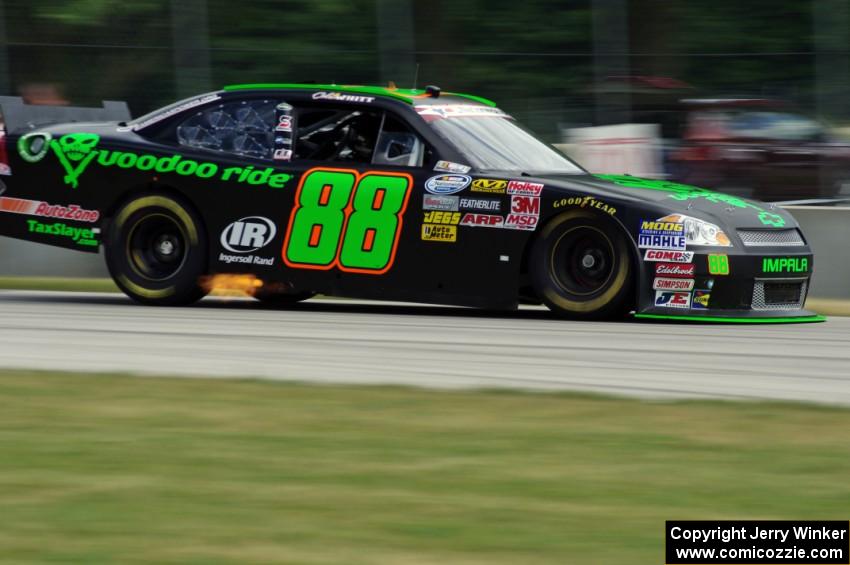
(1, 371, 849, 564)
(0, 277, 118, 293)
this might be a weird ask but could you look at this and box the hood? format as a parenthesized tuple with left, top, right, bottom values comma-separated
(534, 173, 795, 230)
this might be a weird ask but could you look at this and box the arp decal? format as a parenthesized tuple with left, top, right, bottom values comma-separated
(655, 290, 691, 309)
(283, 168, 412, 274)
(460, 213, 504, 228)
(0, 197, 100, 222)
(644, 249, 694, 263)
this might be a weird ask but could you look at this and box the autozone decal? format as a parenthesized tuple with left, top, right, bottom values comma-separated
(460, 213, 503, 227)
(0, 196, 100, 222)
(652, 277, 695, 291)
(643, 249, 694, 263)
(655, 262, 695, 277)
(506, 180, 543, 196)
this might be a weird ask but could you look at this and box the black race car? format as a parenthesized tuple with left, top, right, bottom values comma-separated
(0, 84, 822, 322)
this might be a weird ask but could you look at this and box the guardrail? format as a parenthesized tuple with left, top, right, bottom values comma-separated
(0, 206, 847, 299)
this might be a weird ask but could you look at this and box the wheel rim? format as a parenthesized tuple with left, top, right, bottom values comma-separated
(126, 213, 188, 281)
(550, 225, 616, 297)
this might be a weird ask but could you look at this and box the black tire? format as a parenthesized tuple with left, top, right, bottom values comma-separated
(530, 210, 634, 319)
(105, 194, 209, 306)
(253, 287, 315, 306)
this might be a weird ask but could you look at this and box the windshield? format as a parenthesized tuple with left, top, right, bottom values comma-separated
(417, 105, 584, 174)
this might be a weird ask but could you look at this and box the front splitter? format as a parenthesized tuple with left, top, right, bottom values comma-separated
(634, 311, 826, 324)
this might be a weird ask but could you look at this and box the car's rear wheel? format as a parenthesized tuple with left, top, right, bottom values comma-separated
(105, 194, 208, 306)
(530, 210, 634, 319)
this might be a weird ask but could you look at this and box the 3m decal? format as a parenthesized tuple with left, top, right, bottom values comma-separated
(510, 196, 540, 215)
(219, 216, 277, 266)
(423, 211, 461, 225)
(596, 175, 787, 228)
(433, 161, 471, 174)
(655, 262, 695, 277)
(655, 290, 691, 309)
(653, 277, 695, 291)
(644, 249, 694, 263)
(25, 219, 99, 247)
(460, 213, 504, 228)
(425, 174, 471, 195)
(762, 257, 809, 274)
(506, 180, 543, 196)
(21, 132, 292, 190)
(470, 178, 507, 193)
(692, 290, 710, 309)
(708, 254, 730, 275)
(283, 168, 412, 274)
(553, 195, 616, 215)
(423, 194, 459, 211)
(421, 224, 457, 242)
(0, 197, 100, 222)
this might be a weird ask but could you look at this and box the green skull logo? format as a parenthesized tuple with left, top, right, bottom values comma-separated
(51, 133, 101, 188)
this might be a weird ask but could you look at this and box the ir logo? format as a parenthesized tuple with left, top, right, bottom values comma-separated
(220, 216, 277, 253)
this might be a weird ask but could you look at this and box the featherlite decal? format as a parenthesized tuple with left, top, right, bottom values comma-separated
(18, 132, 292, 190)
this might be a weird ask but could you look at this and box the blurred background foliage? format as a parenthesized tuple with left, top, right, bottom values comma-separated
(1, 0, 847, 139)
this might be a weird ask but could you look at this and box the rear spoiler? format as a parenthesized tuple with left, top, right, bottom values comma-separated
(0, 96, 131, 133)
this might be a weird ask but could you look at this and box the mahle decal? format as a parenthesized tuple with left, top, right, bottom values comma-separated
(762, 257, 809, 274)
(20, 132, 292, 190)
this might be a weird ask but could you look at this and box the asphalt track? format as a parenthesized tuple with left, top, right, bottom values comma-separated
(0, 289, 849, 405)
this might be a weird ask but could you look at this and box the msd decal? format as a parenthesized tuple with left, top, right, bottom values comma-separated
(655, 290, 691, 309)
(460, 213, 504, 228)
(506, 180, 543, 197)
(504, 214, 538, 231)
(643, 249, 694, 263)
(655, 262, 695, 277)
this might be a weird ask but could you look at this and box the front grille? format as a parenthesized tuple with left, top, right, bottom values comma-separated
(752, 279, 808, 310)
(738, 228, 805, 247)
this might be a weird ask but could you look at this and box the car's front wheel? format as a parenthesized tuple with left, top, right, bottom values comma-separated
(105, 194, 209, 306)
(530, 210, 634, 319)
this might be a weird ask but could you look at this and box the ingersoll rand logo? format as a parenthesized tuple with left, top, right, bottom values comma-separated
(220, 217, 277, 253)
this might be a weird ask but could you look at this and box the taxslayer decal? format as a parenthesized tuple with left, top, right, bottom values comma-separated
(553, 195, 616, 215)
(25, 219, 99, 247)
(0, 197, 100, 222)
(596, 174, 786, 228)
(644, 249, 694, 263)
(18, 132, 292, 190)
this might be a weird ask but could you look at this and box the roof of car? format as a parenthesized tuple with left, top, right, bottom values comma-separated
(222, 83, 497, 107)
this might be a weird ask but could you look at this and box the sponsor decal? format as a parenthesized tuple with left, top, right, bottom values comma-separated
(506, 180, 544, 197)
(425, 174, 471, 195)
(504, 213, 538, 230)
(653, 277, 695, 291)
(640, 220, 684, 235)
(273, 148, 292, 161)
(275, 115, 293, 132)
(471, 178, 507, 193)
(0, 197, 100, 222)
(17, 132, 52, 163)
(415, 105, 509, 120)
(510, 195, 539, 215)
(762, 257, 809, 274)
(19, 132, 293, 190)
(655, 290, 691, 309)
(692, 290, 710, 309)
(460, 213, 504, 228)
(423, 211, 461, 225)
(421, 224, 457, 242)
(655, 262, 695, 277)
(644, 249, 694, 263)
(219, 216, 277, 266)
(553, 195, 616, 215)
(131, 94, 221, 131)
(433, 160, 471, 174)
(312, 91, 375, 103)
(423, 194, 459, 211)
(459, 197, 500, 212)
(638, 233, 686, 250)
(707, 254, 730, 275)
(25, 219, 99, 247)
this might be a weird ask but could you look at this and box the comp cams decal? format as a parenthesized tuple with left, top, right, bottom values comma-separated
(219, 216, 277, 266)
(0, 197, 100, 222)
(18, 132, 292, 190)
(644, 250, 694, 263)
